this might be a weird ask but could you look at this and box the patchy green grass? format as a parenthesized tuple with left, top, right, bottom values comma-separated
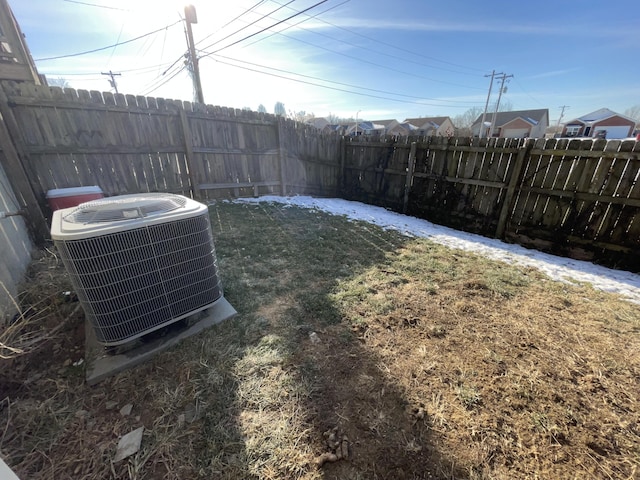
(2, 200, 639, 480)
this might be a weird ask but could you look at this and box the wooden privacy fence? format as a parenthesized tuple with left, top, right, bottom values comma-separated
(343, 135, 640, 271)
(0, 80, 638, 271)
(0, 80, 342, 216)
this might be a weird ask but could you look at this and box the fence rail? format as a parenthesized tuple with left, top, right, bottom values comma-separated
(343, 136, 640, 271)
(0, 80, 638, 271)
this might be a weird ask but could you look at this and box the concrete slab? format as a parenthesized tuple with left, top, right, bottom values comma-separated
(0, 457, 20, 480)
(85, 297, 237, 385)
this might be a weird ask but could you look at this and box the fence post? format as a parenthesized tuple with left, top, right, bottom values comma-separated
(276, 117, 287, 195)
(495, 139, 532, 239)
(0, 85, 49, 245)
(403, 141, 417, 214)
(178, 108, 200, 199)
(339, 136, 346, 195)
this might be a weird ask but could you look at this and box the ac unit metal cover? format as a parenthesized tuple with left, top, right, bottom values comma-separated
(51, 193, 223, 346)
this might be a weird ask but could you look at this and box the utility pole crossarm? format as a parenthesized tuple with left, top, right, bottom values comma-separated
(101, 70, 121, 94)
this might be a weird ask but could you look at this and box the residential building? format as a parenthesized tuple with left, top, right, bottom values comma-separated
(345, 121, 386, 136)
(471, 109, 548, 138)
(403, 116, 455, 136)
(561, 108, 635, 139)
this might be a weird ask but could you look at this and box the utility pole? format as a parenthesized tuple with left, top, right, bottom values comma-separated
(101, 70, 121, 94)
(480, 70, 501, 138)
(488, 73, 513, 138)
(556, 105, 569, 132)
(184, 4, 204, 104)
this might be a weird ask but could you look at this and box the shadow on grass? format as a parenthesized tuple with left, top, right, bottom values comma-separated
(192, 201, 468, 479)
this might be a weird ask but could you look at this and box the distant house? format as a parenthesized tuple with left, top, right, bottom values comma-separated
(403, 116, 455, 137)
(387, 122, 419, 136)
(370, 119, 399, 133)
(561, 108, 635, 139)
(471, 109, 548, 138)
(368, 119, 421, 136)
(305, 117, 331, 131)
(345, 121, 386, 136)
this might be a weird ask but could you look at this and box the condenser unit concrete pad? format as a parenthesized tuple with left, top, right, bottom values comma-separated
(85, 297, 237, 385)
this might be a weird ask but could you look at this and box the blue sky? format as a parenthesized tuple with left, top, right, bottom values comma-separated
(10, 0, 640, 124)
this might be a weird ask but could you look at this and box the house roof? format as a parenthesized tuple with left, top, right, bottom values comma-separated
(305, 117, 330, 129)
(472, 109, 548, 128)
(565, 108, 635, 125)
(371, 119, 398, 127)
(390, 122, 419, 133)
(403, 116, 450, 128)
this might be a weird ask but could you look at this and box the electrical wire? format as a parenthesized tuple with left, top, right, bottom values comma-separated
(62, 0, 129, 11)
(140, 65, 188, 97)
(244, 1, 479, 77)
(198, 0, 329, 59)
(42, 61, 178, 78)
(512, 78, 546, 108)
(138, 61, 186, 96)
(195, 0, 268, 47)
(242, 0, 348, 48)
(157, 19, 169, 76)
(106, 19, 126, 68)
(205, 28, 484, 91)
(197, 0, 297, 53)
(268, 0, 487, 74)
(205, 55, 479, 108)
(34, 20, 182, 62)
(210, 53, 482, 105)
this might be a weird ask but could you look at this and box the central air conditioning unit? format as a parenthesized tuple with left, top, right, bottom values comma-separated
(51, 193, 223, 346)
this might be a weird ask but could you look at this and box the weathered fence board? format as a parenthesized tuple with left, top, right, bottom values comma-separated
(0, 81, 341, 205)
(0, 80, 638, 271)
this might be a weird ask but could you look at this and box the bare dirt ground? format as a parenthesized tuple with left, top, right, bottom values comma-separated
(1, 201, 639, 479)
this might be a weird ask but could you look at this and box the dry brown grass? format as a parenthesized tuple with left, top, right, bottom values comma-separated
(1, 201, 638, 479)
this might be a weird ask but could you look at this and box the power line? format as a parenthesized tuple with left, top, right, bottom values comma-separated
(137, 62, 185, 96)
(34, 20, 182, 62)
(199, 0, 330, 59)
(268, 0, 486, 74)
(241, 0, 349, 48)
(62, 0, 129, 11)
(195, 0, 268, 47)
(140, 65, 188, 97)
(512, 78, 546, 108)
(209, 53, 482, 104)
(205, 55, 479, 108)
(198, 0, 298, 53)
(221, 27, 485, 90)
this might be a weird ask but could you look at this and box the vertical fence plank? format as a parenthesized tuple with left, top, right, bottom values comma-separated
(179, 109, 198, 198)
(495, 139, 532, 238)
(403, 142, 417, 214)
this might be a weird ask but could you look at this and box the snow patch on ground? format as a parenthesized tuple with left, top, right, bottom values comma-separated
(232, 195, 640, 305)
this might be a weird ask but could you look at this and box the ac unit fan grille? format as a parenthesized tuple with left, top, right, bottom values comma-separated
(63, 194, 188, 224)
(55, 213, 222, 345)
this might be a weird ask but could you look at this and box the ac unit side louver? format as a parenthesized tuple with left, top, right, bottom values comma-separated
(51, 193, 223, 346)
